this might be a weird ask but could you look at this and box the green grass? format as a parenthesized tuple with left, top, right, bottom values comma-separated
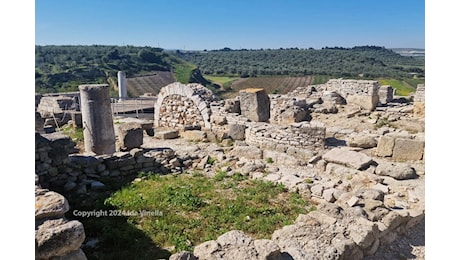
(312, 75, 333, 85)
(60, 124, 84, 143)
(204, 75, 240, 87)
(378, 79, 417, 96)
(173, 63, 197, 84)
(100, 173, 308, 254)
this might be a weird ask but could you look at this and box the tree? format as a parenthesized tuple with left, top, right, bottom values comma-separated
(138, 49, 161, 63)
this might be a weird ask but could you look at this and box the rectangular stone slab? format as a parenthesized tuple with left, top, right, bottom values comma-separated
(323, 148, 374, 170)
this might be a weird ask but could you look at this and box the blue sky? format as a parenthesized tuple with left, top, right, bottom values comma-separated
(35, 0, 425, 49)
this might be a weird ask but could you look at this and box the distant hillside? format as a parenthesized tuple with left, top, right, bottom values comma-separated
(35, 45, 196, 95)
(175, 46, 425, 79)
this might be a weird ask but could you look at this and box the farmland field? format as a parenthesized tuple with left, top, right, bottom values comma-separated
(207, 75, 313, 99)
(126, 71, 175, 97)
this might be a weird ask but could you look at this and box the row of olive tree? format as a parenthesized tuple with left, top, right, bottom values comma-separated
(175, 46, 425, 79)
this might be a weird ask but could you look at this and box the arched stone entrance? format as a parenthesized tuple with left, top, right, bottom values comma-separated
(154, 83, 216, 129)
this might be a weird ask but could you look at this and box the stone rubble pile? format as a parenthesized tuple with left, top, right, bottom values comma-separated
(35, 174, 87, 260)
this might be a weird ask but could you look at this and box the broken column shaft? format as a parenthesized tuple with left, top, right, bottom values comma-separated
(79, 84, 116, 155)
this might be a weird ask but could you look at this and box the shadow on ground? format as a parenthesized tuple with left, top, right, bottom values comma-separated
(64, 175, 172, 260)
(364, 218, 425, 260)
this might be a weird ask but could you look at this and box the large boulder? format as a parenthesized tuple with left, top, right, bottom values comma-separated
(35, 190, 69, 219)
(35, 219, 86, 259)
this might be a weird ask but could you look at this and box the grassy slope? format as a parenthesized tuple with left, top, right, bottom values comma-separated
(173, 63, 197, 84)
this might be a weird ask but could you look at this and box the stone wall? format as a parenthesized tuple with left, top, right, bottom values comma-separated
(325, 79, 380, 110)
(35, 132, 182, 196)
(269, 95, 310, 125)
(155, 94, 205, 129)
(246, 122, 325, 160)
(154, 82, 217, 129)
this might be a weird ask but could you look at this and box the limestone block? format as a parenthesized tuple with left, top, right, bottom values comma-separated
(347, 135, 377, 149)
(239, 88, 270, 122)
(346, 94, 379, 111)
(323, 148, 374, 170)
(117, 122, 143, 150)
(376, 136, 395, 157)
(228, 123, 247, 141)
(154, 129, 179, 139)
(392, 138, 424, 161)
(181, 130, 207, 141)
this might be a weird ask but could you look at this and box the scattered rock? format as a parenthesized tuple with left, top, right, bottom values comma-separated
(375, 162, 417, 180)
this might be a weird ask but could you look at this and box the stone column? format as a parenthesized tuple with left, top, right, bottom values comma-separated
(117, 71, 128, 100)
(79, 84, 116, 155)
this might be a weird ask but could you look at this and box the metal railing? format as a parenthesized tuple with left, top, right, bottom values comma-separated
(111, 97, 156, 117)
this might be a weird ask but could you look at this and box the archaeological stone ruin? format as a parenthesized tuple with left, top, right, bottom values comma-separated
(36, 78, 425, 259)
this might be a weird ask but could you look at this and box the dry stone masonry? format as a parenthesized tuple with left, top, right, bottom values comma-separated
(269, 95, 310, 125)
(154, 82, 217, 129)
(245, 122, 326, 161)
(324, 79, 380, 110)
(35, 132, 184, 196)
